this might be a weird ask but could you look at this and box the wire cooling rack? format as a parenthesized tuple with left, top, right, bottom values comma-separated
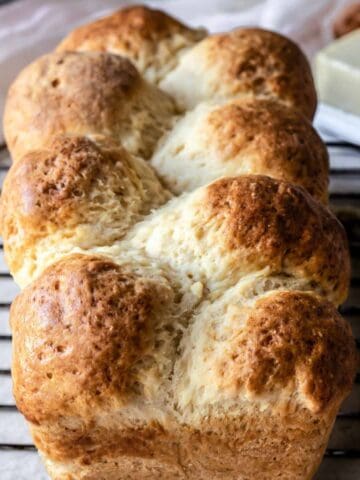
(0, 141, 359, 479)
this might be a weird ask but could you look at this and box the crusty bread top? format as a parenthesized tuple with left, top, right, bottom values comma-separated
(2, 6, 356, 478)
(3, 51, 175, 161)
(11, 254, 356, 432)
(1, 135, 168, 229)
(0, 26, 337, 290)
(2, 47, 327, 200)
(11, 254, 176, 425)
(1, 164, 350, 304)
(57, 5, 207, 83)
(178, 289, 356, 416)
(56, 8, 316, 119)
(160, 28, 317, 118)
(0, 135, 170, 281)
(126, 175, 349, 305)
(152, 98, 328, 201)
(216, 290, 356, 413)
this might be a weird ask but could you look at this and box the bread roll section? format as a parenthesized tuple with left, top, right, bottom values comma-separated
(151, 99, 329, 201)
(160, 28, 317, 119)
(57, 5, 207, 83)
(4, 51, 176, 161)
(0, 135, 170, 286)
(0, 5, 356, 480)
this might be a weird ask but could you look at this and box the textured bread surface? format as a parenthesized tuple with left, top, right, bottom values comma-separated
(1, 5, 356, 480)
(11, 256, 356, 480)
(57, 5, 207, 83)
(0, 135, 170, 285)
(151, 99, 328, 200)
(160, 28, 317, 119)
(4, 51, 176, 161)
(125, 175, 349, 305)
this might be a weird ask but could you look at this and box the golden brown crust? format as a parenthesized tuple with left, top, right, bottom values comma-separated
(181, 408, 333, 480)
(2, 136, 117, 229)
(0, 135, 169, 280)
(207, 100, 328, 202)
(34, 410, 333, 479)
(1, 134, 167, 230)
(2, 7, 355, 480)
(151, 99, 328, 200)
(161, 28, 317, 119)
(333, 3, 360, 38)
(217, 28, 317, 119)
(217, 291, 357, 414)
(12, 264, 356, 479)
(206, 175, 350, 304)
(11, 254, 172, 425)
(41, 418, 184, 469)
(4, 51, 175, 161)
(57, 5, 206, 82)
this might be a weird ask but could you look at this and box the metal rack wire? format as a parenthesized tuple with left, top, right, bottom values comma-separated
(0, 141, 359, 478)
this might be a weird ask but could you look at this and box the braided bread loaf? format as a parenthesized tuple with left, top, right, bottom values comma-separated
(0, 6, 356, 480)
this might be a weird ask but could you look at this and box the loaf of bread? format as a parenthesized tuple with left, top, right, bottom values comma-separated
(0, 6, 356, 480)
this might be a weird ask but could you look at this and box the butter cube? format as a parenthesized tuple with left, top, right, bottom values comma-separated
(315, 30, 360, 116)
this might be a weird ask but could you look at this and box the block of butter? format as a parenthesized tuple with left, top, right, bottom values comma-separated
(315, 30, 360, 116)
